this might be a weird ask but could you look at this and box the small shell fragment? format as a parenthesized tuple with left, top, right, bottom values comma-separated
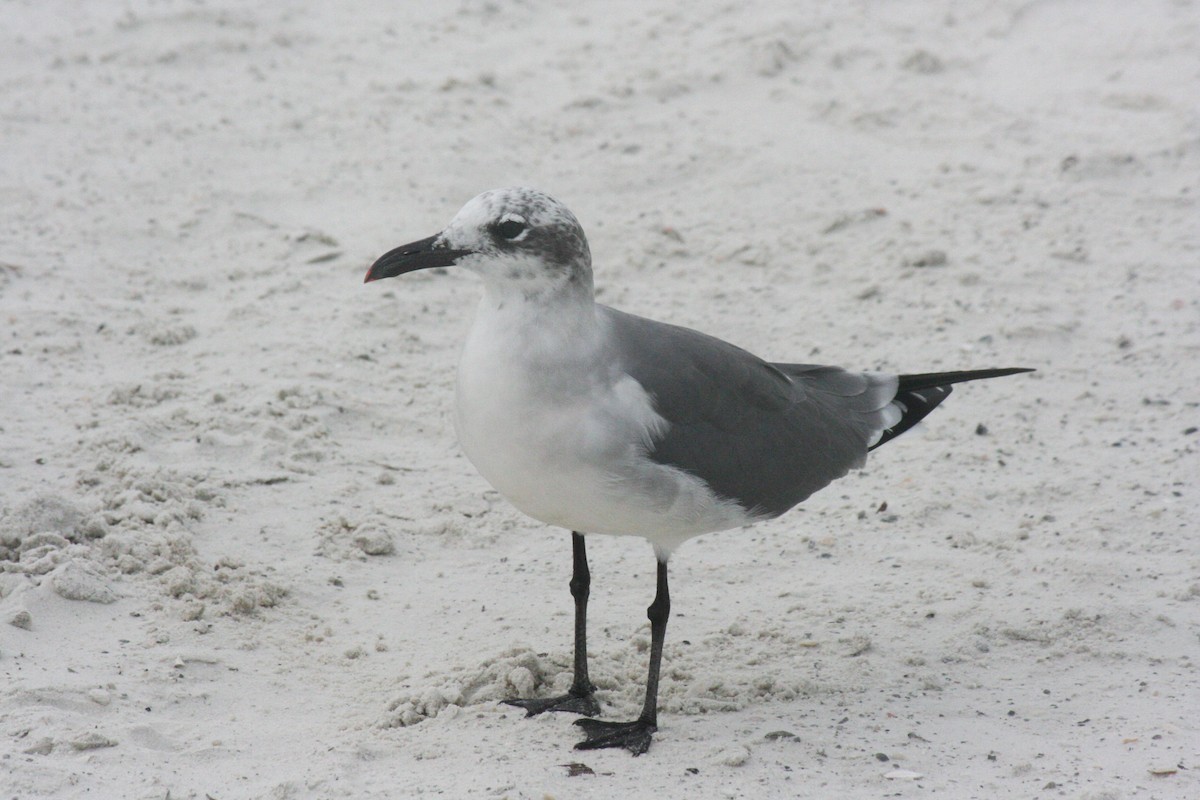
(884, 769, 924, 780)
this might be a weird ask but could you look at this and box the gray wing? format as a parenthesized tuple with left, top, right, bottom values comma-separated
(604, 307, 898, 517)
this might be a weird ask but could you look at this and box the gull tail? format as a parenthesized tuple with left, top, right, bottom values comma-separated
(869, 367, 1034, 451)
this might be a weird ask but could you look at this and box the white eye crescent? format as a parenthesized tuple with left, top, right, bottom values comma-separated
(495, 213, 528, 241)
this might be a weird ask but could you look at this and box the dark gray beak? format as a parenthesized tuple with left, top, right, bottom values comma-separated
(364, 235, 472, 283)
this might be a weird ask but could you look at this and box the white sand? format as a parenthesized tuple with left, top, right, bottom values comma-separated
(2, 1, 1197, 797)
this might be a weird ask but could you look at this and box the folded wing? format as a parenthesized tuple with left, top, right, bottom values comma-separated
(605, 308, 898, 518)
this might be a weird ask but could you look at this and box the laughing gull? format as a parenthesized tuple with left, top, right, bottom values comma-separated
(365, 187, 1032, 755)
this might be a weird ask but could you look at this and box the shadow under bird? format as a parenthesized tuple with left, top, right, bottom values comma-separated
(364, 187, 1032, 755)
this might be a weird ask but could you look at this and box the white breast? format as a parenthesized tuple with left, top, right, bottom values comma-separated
(453, 296, 752, 553)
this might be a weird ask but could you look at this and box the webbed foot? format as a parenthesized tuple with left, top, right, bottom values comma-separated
(503, 689, 600, 718)
(574, 717, 656, 755)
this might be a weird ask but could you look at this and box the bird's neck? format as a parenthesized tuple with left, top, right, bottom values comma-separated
(477, 268, 594, 314)
(471, 279, 602, 364)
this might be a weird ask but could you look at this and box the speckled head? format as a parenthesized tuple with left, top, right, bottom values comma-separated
(366, 188, 593, 300)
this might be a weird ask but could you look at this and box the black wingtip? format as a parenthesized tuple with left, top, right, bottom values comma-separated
(893, 367, 1034, 393)
(869, 367, 1034, 451)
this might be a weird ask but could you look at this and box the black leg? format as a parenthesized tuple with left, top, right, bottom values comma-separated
(504, 532, 600, 717)
(575, 557, 670, 756)
(567, 531, 596, 700)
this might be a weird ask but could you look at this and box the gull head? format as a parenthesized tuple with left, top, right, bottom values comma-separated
(365, 188, 593, 300)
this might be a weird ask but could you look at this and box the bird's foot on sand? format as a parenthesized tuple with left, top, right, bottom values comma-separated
(504, 689, 600, 718)
(574, 717, 656, 756)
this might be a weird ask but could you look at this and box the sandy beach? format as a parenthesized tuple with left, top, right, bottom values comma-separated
(2, 1, 1198, 797)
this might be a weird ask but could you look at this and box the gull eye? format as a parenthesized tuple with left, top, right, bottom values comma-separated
(495, 219, 527, 240)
